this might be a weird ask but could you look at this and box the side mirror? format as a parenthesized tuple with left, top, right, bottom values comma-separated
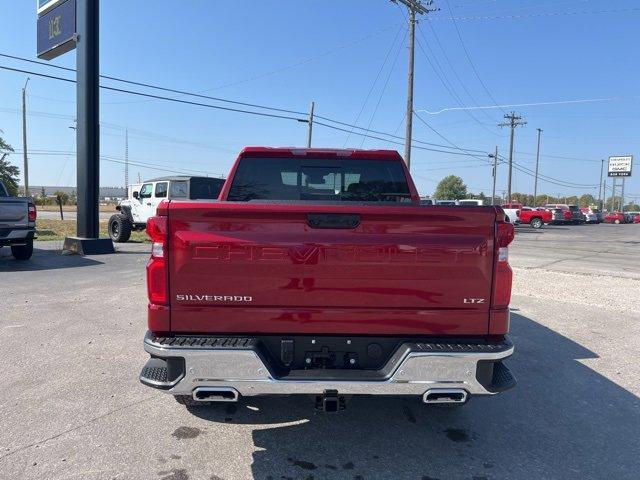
(133, 191, 139, 199)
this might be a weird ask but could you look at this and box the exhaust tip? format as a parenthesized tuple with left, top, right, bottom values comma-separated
(423, 388, 468, 404)
(192, 387, 239, 402)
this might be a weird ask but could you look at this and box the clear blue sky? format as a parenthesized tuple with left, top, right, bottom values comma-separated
(0, 0, 638, 201)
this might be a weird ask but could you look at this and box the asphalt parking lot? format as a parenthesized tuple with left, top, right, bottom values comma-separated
(1, 223, 639, 480)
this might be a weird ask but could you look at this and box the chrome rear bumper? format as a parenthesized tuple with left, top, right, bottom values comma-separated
(141, 332, 515, 398)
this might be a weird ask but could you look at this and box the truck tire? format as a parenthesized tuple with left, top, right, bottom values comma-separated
(11, 239, 33, 260)
(108, 214, 132, 243)
(530, 217, 543, 229)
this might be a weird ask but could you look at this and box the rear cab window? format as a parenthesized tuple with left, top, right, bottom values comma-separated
(0, 183, 7, 197)
(227, 157, 411, 202)
(189, 177, 225, 200)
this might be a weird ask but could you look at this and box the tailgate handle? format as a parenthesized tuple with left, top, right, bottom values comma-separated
(307, 213, 360, 229)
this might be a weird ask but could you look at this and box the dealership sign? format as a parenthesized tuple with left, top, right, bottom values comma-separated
(608, 156, 633, 177)
(37, 0, 76, 60)
(37, 0, 66, 16)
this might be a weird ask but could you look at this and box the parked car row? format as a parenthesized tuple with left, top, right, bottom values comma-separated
(501, 202, 639, 228)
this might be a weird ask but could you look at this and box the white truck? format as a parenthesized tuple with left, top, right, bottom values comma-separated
(108, 176, 225, 242)
(0, 181, 36, 260)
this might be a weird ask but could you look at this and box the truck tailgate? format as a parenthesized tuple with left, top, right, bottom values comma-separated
(0, 199, 28, 227)
(166, 202, 496, 335)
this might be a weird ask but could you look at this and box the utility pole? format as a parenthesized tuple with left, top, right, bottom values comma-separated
(22, 78, 30, 197)
(533, 128, 542, 206)
(598, 159, 604, 209)
(306, 101, 315, 148)
(394, 0, 436, 169)
(489, 146, 498, 205)
(124, 128, 129, 189)
(498, 111, 526, 202)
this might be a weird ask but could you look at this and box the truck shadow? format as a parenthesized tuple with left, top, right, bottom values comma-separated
(0, 247, 102, 271)
(189, 313, 640, 479)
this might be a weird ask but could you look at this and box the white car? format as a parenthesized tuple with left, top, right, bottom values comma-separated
(109, 175, 225, 242)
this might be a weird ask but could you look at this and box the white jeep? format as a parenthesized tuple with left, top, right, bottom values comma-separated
(108, 175, 225, 242)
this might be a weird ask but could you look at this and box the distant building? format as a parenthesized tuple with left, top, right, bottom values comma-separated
(23, 186, 125, 201)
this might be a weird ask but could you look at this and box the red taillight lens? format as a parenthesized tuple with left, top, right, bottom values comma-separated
(492, 222, 514, 309)
(146, 216, 168, 305)
(497, 222, 515, 247)
(28, 203, 37, 221)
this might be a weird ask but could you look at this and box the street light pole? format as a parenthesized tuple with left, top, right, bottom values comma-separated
(598, 159, 604, 209)
(489, 146, 498, 205)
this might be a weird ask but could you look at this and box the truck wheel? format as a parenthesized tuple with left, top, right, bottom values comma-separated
(11, 239, 34, 260)
(108, 214, 132, 243)
(530, 218, 543, 229)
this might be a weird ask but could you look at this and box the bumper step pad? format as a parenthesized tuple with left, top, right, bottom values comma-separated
(139, 356, 185, 389)
(149, 336, 257, 349)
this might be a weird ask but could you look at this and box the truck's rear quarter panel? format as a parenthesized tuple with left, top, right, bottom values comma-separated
(167, 202, 496, 335)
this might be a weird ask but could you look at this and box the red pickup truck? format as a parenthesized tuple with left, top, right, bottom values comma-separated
(139, 147, 516, 412)
(518, 207, 553, 229)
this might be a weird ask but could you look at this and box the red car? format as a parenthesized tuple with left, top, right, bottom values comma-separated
(518, 207, 553, 229)
(139, 147, 516, 411)
(635, 215, 640, 224)
(604, 212, 626, 224)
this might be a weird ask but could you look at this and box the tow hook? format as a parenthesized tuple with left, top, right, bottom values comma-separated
(315, 389, 346, 413)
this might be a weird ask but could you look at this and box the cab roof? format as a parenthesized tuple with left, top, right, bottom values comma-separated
(239, 147, 403, 161)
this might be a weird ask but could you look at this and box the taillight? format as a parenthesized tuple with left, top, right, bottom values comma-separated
(28, 203, 37, 221)
(492, 222, 514, 309)
(146, 216, 168, 305)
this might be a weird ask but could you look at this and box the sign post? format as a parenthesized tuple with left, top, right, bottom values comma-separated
(37, 0, 113, 254)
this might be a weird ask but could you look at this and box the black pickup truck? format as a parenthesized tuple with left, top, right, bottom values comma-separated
(0, 181, 36, 260)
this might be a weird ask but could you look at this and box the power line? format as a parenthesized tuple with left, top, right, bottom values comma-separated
(418, 21, 498, 124)
(343, 26, 404, 146)
(0, 65, 307, 123)
(444, 0, 506, 115)
(360, 29, 407, 148)
(428, 7, 640, 21)
(1, 58, 493, 156)
(411, 16, 501, 136)
(0, 53, 301, 116)
(412, 110, 492, 161)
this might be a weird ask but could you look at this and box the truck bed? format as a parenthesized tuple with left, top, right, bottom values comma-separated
(164, 201, 499, 336)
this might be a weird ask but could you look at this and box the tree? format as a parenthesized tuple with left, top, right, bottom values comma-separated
(0, 132, 19, 196)
(433, 175, 468, 200)
(578, 194, 596, 207)
(54, 190, 70, 205)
